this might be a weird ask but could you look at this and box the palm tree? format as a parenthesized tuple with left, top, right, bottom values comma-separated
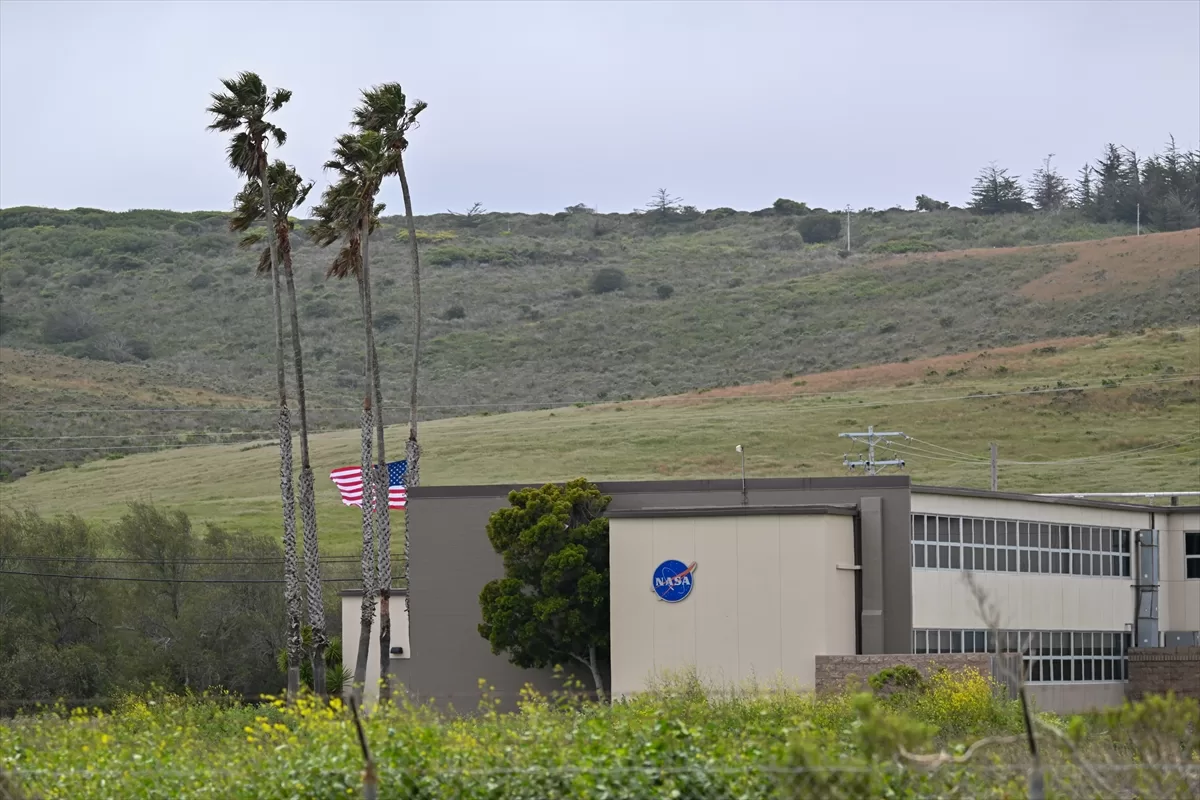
(311, 146, 389, 703)
(230, 161, 331, 699)
(353, 84, 427, 697)
(206, 73, 304, 701)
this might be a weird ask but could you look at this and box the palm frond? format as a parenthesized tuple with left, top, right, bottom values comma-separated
(239, 230, 266, 249)
(269, 88, 293, 113)
(256, 246, 272, 275)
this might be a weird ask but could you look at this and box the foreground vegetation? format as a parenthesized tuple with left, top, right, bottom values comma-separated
(1, 671, 1196, 799)
(3, 328, 1197, 553)
(0, 505, 350, 709)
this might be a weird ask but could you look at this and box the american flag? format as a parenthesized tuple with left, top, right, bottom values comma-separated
(329, 460, 407, 509)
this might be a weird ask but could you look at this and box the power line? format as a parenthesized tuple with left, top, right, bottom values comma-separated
(4, 554, 397, 565)
(0, 569, 372, 584)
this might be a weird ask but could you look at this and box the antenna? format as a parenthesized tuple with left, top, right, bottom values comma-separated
(839, 425, 905, 476)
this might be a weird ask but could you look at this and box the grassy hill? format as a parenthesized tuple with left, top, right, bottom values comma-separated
(3, 328, 1196, 554)
(1, 204, 1197, 476)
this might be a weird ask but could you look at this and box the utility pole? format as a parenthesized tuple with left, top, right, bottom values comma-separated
(735, 444, 747, 504)
(1136, 203, 1141, 236)
(990, 442, 999, 492)
(845, 204, 851, 252)
(840, 425, 905, 475)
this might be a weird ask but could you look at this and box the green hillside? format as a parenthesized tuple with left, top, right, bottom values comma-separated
(4, 328, 1197, 554)
(1, 204, 1197, 477)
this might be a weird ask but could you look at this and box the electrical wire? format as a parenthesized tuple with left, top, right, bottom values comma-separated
(0, 569, 371, 584)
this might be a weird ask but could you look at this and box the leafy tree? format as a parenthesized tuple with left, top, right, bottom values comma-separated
(772, 198, 810, 216)
(589, 267, 628, 294)
(478, 479, 611, 700)
(353, 85, 428, 699)
(797, 213, 842, 244)
(1028, 154, 1071, 213)
(968, 163, 1030, 215)
(206, 71, 304, 701)
(915, 194, 949, 212)
(230, 161, 330, 699)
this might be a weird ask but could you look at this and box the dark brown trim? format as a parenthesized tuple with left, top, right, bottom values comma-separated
(912, 485, 1194, 513)
(608, 504, 859, 519)
(408, 475, 910, 500)
(338, 587, 408, 597)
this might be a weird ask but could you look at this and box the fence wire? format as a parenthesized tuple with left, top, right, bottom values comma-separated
(4, 762, 1199, 799)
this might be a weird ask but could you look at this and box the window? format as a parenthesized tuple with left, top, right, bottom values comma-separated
(911, 514, 1133, 579)
(912, 628, 1129, 683)
(1187, 532, 1200, 580)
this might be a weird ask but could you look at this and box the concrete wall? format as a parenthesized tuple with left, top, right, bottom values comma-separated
(1127, 646, 1200, 701)
(912, 570, 1133, 631)
(396, 477, 911, 710)
(814, 653, 991, 694)
(610, 511, 856, 698)
(1026, 682, 1127, 714)
(340, 590, 409, 706)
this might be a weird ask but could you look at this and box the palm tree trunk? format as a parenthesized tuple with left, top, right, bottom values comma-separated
(396, 155, 422, 639)
(396, 154, 423, 490)
(352, 219, 383, 705)
(259, 155, 302, 702)
(351, 400, 376, 706)
(362, 223, 394, 703)
(280, 231, 328, 700)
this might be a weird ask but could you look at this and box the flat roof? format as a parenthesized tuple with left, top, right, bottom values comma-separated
(912, 485, 1197, 513)
(609, 503, 859, 519)
(408, 475, 909, 500)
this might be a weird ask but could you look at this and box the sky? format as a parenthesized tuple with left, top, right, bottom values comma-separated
(1, 0, 1198, 217)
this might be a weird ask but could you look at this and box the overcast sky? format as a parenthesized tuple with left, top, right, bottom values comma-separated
(1, 0, 1197, 217)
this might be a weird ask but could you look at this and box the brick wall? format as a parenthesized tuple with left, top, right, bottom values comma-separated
(815, 654, 996, 694)
(1126, 646, 1200, 701)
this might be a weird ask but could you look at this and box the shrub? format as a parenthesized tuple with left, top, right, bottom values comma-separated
(187, 273, 214, 290)
(102, 253, 148, 272)
(589, 267, 628, 294)
(797, 213, 843, 244)
(655, 284, 674, 300)
(705, 207, 738, 219)
(443, 304, 466, 320)
(373, 311, 402, 330)
(869, 239, 939, 254)
(41, 305, 99, 343)
(303, 299, 335, 319)
(772, 198, 810, 216)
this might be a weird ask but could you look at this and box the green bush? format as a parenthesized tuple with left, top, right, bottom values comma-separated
(443, 304, 466, 320)
(656, 284, 674, 300)
(869, 238, 939, 254)
(41, 305, 99, 343)
(797, 213, 843, 243)
(773, 198, 810, 216)
(589, 267, 628, 294)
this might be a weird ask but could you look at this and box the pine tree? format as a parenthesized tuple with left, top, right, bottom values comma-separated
(1028, 154, 1071, 213)
(1074, 164, 1094, 210)
(969, 163, 1030, 215)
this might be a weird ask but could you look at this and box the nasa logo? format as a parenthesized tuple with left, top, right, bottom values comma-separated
(651, 559, 698, 603)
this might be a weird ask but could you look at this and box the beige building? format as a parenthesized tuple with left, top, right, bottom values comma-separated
(355, 478, 1199, 713)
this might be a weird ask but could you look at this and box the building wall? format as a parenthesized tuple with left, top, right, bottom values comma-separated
(396, 477, 911, 710)
(912, 571, 1132, 631)
(340, 591, 409, 706)
(1159, 511, 1200, 635)
(610, 513, 856, 698)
